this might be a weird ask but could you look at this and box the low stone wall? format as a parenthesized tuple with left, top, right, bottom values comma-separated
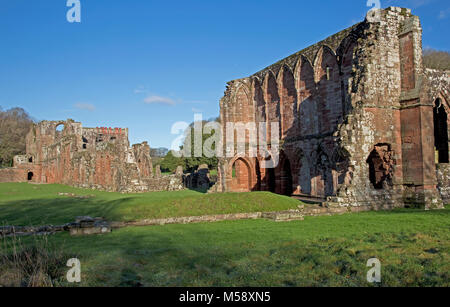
(111, 212, 264, 228)
(3, 201, 438, 237)
(0, 225, 66, 237)
(0, 168, 27, 183)
(0, 216, 111, 237)
(144, 175, 184, 192)
(262, 210, 305, 222)
(72, 174, 185, 193)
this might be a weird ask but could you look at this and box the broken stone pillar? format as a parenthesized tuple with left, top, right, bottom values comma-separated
(175, 165, 183, 176)
(155, 165, 162, 178)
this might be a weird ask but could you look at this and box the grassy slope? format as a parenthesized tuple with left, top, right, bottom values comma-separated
(25, 206, 450, 287)
(0, 183, 301, 225)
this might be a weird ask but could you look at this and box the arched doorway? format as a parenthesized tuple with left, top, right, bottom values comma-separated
(279, 155, 293, 196)
(314, 150, 333, 197)
(27, 172, 34, 181)
(230, 158, 252, 192)
(434, 98, 449, 163)
(264, 168, 276, 193)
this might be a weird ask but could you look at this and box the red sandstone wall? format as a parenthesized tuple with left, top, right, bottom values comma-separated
(219, 7, 444, 208)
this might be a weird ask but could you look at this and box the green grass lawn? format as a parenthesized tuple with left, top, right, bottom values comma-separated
(3, 206, 448, 287)
(0, 182, 448, 287)
(0, 183, 301, 226)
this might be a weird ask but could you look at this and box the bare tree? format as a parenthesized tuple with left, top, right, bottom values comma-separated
(0, 107, 34, 167)
(423, 48, 450, 71)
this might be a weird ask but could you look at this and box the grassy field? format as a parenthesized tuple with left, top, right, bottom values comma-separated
(0, 183, 301, 226)
(0, 183, 448, 287)
(1, 206, 448, 287)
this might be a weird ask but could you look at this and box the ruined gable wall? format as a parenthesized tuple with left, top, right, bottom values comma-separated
(219, 15, 369, 197)
(218, 7, 445, 209)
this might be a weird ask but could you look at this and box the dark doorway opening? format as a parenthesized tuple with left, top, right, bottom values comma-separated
(434, 99, 449, 163)
(267, 167, 276, 193)
(280, 157, 293, 196)
(27, 172, 34, 181)
(367, 144, 393, 190)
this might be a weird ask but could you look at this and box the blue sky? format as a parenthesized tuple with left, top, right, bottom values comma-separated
(0, 0, 448, 148)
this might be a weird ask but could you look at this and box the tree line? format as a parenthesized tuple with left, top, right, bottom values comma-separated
(0, 107, 34, 167)
(160, 118, 220, 173)
(423, 48, 450, 71)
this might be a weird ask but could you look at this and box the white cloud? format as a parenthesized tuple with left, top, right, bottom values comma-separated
(134, 86, 148, 94)
(144, 95, 175, 105)
(438, 8, 450, 20)
(74, 103, 95, 111)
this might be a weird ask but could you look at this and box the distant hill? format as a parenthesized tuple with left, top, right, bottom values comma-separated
(150, 147, 169, 158)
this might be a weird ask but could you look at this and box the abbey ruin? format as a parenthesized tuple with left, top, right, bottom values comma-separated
(0, 7, 448, 210)
(215, 7, 449, 209)
(0, 119, 184, 192)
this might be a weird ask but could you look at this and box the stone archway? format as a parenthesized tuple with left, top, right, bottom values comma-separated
(313, 149, 334, 197)
(27, 172, 34, 181)
(434, 98, 449, 163)
(280, 157, 293, 196)
(230, 158, 252, 192)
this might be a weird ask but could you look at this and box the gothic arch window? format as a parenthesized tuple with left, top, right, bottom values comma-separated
(434, 98, 449, 163)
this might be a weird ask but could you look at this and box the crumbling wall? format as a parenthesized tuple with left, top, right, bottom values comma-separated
(3, 119, 184, 193)
(217, 7, 448, 210)
(436, 164, 450, 203)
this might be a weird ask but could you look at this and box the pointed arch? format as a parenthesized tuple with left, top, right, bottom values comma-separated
(313, 45, 337, 83)
(252, 77, 266, 124)
(264, 71, 281, 142)
(278, 65, 298, 138)
(233, 82, 253, 122)
(228, 156, 254, 192)
(312, 146, 334, 197)
(331, 147, 352, 192)
(294, 56, 317, 137)
(314, 45, 341, 135)
(277, 150, 293, 196)
(434, 98, 449, 163)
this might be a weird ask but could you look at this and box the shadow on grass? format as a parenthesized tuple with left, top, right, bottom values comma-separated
(54, 219, 450, 287)
(0, 197, 139, 226)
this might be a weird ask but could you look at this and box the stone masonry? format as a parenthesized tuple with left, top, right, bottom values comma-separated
(0, 119, 184, 192)
(216, 7, 449, 209)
